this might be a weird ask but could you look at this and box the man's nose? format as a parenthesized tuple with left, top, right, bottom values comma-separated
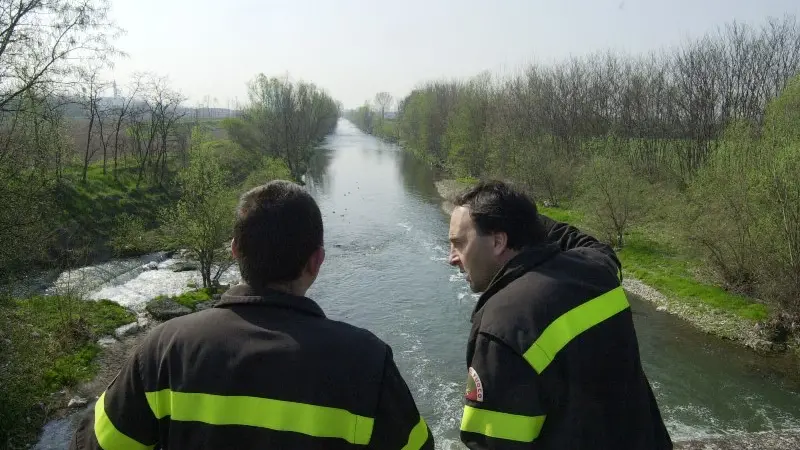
(449, 249, 459, 267)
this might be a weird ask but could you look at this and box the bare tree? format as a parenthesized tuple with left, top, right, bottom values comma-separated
(110, 77, 142, 179)
(0, 0, 122, 112)
(132, 74, 185, 188)
(374, 92, 393, 123)
(78, 66, 109, 182)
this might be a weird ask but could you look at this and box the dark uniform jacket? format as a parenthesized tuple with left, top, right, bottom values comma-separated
(459, 215, 673, 449)
(70, 285, 434, 450)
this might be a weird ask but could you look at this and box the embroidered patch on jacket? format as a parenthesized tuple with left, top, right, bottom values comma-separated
(465, 367, 484, 402)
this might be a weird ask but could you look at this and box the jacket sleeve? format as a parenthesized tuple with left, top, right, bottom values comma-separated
(460, 333, 547, 450)
(538, 213, 622, 279)
(368, 347, 434, 450)
(69, 345, 159, 450)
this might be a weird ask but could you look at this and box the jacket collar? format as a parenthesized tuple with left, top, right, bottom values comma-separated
(216, 283, 326, 318)
(472, 242, 561, 321)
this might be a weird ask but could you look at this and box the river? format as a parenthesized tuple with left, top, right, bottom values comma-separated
(37, 119, 800, 448)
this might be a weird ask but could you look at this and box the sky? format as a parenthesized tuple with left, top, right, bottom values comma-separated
(102, 0, 799, 109)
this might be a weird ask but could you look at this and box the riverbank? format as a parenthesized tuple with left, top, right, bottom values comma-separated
(2, 252, 230, 450)
(434, 179, 799, 357)
(0, 295, 135, 447)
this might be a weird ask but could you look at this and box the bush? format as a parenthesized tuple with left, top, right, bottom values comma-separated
(578, 153, 652, 248)
(242, 156, 293, 191)
(684, 122, 761, 294)
(110, 213, 161, 256)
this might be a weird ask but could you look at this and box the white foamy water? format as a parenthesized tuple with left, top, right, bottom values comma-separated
(48, 255, 241, 312)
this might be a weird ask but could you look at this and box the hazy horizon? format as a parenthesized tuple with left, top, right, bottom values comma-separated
(102, 0, 799, 109)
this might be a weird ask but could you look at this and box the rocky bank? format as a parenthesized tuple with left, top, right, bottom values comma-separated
(33, 287, 222, 449)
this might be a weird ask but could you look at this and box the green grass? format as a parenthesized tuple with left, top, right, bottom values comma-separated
(57, 160, 177, 258)
(149, 288, 220, 313)
(538, 203, 586, 225)
(455, 176, 479, 185)
(169, 288, 213, 310)
(537, 203, 769, 322)
(0, 296, 134, 447)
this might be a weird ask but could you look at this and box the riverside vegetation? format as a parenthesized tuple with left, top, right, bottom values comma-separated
(0, 0, 340, 446)
(346, 15, 800, 355)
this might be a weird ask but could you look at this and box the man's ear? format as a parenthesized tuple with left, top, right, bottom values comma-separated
(492, 232, 508, 256)
(306, 246, 325, 277)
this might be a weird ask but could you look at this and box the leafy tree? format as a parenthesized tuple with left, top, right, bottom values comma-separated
(238, 74, 339, 181)
(757, 75, 800, 312)
(160, 127, 236, 288)
(685, 121, 761, 293)
(444, 80, 490, 177)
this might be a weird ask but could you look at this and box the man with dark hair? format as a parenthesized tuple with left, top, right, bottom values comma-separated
(71, 180, 434, 450)
(449, 180, 672, 449)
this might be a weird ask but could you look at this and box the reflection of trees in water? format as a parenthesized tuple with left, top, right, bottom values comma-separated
(397, 149, 441, 199)
(359, 138, 397, 164)
(303, 148, 334, 194)
(303, 133, 442, 202)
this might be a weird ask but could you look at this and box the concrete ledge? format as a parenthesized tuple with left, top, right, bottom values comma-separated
(675, 430, 800, 449)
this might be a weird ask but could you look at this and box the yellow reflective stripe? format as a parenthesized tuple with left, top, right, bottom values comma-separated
(401, 416, 429, 450)
(460, 405, 545, 442)
(145, 389, 374, 445)
(524, 286, 630, 374)
(94, 392, 155, 450)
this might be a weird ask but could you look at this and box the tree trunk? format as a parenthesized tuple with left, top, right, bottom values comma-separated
(113, 126, 120, 180)
(82, 113, 95, 183)
(200, 255, 212, 289)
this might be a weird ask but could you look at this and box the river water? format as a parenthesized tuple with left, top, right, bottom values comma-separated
(38, 119, 800, 448)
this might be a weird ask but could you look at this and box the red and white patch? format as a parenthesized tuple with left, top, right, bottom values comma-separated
(465, 367, 484, 402)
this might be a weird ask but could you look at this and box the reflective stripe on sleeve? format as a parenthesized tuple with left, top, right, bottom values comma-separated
(401, 416, 430, 450)
(145, 389, 375, 445)
(460, 405, 545, 442)
(523, 286, 630, 374)
(94, 392, 155, 450)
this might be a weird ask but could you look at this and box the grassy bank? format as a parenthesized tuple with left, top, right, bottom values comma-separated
(0, 296, 134, 448)
(435, 178, 774, 348)
(150, 287, 221, 311)
(55, 161, 177, 261)
(535, 203, 768, 322)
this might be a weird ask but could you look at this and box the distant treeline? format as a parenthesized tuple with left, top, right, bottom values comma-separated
(351, 15, 800, 319)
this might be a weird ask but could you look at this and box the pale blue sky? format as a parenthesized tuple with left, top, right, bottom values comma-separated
(103, 0, 798, 109)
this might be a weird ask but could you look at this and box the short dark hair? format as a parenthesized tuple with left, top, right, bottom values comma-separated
(453, 180, 544, 250)
(233, 180, 323, 290)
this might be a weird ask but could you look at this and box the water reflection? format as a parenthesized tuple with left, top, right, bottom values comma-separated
(396, 148, 442, 200)
(304, 147, 334, 194)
